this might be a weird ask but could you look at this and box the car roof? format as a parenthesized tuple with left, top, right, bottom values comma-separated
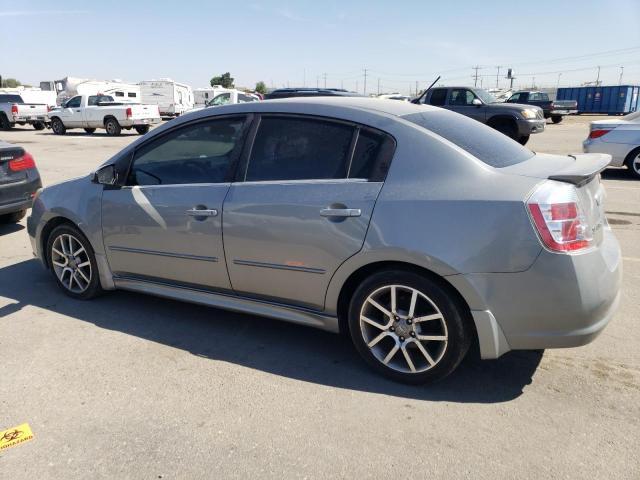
(260, 96, 439, 117)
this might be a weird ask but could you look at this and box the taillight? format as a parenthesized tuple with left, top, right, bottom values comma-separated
(527, 181, 594, 252)
(11, 104, 18, 115)
(8, 152, 36, 172)
(126, 107, 132, 118)
(47, 105, 52, 112)
(589, 128, 611, 139)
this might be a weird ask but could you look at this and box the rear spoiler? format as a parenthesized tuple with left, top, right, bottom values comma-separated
(548, 153, 610, 187)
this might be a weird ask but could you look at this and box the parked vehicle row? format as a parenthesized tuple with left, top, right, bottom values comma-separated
(26, 97, 621, 384)
(48, 94, 161, 136)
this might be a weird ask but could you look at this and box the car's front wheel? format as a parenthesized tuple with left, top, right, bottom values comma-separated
(348, 270, 471, 384)
(51, 118, 66, 135)
(625, 148, 640, 179)
(47, 224, 102, 299)
(135, 125, 150, 135)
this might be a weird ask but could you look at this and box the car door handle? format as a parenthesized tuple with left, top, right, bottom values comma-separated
(186, 208, 218, 217)
(320, 208, 361, 218)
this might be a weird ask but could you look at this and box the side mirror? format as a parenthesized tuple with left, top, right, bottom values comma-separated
(472, 98, 483, 106)
(93, 165, 117, 185)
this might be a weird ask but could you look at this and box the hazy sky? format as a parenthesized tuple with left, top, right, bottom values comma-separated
(3, 0, 640, 94)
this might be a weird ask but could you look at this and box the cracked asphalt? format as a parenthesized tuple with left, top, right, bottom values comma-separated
(1, 116, 638, 479)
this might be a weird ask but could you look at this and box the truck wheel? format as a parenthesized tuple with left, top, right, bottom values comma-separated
(491, 119, 518, 141)
(84, 128, 96, 134)
(104, 118, 121, 136)
(0, 114, 12, 131)
(33, 121, 46, 131)
(135, 125, 150, 135)
(517, 135, 530, 145)
(551, 116, 563, 124)
(51, 117, 66, 135)
(0, 210, 26, 224)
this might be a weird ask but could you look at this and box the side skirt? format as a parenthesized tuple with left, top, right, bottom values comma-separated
(113, 277, 340, 333)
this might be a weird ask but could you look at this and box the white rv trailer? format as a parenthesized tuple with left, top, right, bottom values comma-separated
(139, 79, 194, 117)
(40, 77, 141, 105)
(193, 85, 228, 107)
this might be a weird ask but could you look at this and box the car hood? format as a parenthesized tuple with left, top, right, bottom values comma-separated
(489, 102, 539, 112)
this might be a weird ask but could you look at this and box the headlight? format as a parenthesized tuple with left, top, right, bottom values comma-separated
(521, 109, 539, 119)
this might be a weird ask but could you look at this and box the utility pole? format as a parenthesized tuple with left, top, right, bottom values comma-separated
(495, 66, 501, 88)
(303, 68, 306, 87)
(323, 73, 327, 88)
(556, 72, 562, 89)
(596, 66, 601, 86)
(473, 65, 480, 87)
(356, 79, 359, 93)
(619, 66, 624, 85)
(377, 78, 380, 95)
(363, 68, 368, 96)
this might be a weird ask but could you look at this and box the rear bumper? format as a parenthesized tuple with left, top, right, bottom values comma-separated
(550, 109, 578, 115)
(517, 118, 545, 135)
(0, 174, 42, 215)
(465, 227, 621, 355)
(12, 115, 48, 124)
(121, 117, 161, 127)
(582, 139, 628, 167)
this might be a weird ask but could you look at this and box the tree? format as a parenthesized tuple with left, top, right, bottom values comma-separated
(210, 72, 234, 88)
(255, 81, 267, 95)
(1, 78, 22, 88)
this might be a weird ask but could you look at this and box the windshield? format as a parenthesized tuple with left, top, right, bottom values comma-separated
(475, 89, 498, 104)
(208, 93, 231, 106)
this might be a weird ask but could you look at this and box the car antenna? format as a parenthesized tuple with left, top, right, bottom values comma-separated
(411, 76, 441, 104)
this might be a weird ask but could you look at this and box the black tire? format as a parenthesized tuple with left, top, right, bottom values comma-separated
(84, 128, 96, 134)
(625, 147, 640, 180)
(551, 116, 563, 124)
(491, 119, 518, 141)
(46, 224, 103, 300)
(0, 210, 26, 224)
(51, 117, 66, 135)
(348, 270, 472, 384)
(517, 135, 530, 145)
(104, 118, 121, 136)
(135, 125, 150, 135)
(0, 113, 12, 131)
(33, 121, 46, 131)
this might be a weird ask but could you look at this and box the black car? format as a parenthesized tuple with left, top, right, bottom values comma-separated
(264, 88, 362, 100)
(0, 141, 42, 223)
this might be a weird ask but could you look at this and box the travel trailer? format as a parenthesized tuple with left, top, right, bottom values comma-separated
(139, 79, 194, 116)
(193, 86, 228, 107)
(40, 77, 141, 105)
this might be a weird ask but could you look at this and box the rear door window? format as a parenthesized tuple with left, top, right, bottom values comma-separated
(402, 110, 535, 168)
(244, 116, 354, 181)
(427, 89, 447, 106)
(349, 128, 395, 181)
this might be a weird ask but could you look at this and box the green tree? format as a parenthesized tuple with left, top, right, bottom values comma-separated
(255, 81, 267, 95)
(1, 78, 22, 88)
(210, 72, 234, 88)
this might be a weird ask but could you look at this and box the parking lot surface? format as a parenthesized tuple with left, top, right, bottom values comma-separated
(1, 116, 639, 479)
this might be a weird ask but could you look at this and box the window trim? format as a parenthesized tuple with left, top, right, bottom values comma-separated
(122, 114, 252, 187)
(236, 113, 395, 184)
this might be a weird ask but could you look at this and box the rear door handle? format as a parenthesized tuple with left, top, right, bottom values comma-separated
(186, 208, 218, 217)
(320, 208, 361, 218)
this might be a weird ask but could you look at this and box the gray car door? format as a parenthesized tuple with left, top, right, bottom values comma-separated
(446, 88, 487, 122)
(101, 116, 248, 289)
(222, 115, 394, 310)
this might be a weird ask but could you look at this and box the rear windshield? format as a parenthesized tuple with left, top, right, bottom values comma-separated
(402, 110, 535, 168)
(0, 94, 24, 104)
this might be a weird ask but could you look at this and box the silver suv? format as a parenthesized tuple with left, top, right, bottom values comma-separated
(27, 97, 621, 384)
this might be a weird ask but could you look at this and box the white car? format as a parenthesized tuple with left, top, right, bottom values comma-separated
(49, 94, 161, 136)
(583, 110, 640, 178)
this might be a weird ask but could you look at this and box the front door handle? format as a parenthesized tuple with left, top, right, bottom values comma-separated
(186, 208, 218, 217)
(320, 208, 361, 218)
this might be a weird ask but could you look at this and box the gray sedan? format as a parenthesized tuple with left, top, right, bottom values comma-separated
(27, 98, 621, 383)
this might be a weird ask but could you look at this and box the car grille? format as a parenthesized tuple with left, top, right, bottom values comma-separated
(536, 109, 544, 119)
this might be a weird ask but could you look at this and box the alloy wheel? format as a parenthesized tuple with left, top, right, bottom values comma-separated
(633, 154, 640, 175)
(51, 233, 92, 294)
(359, 284, 448, 374)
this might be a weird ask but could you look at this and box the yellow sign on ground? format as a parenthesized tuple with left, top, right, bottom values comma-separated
(0, 423, 34, 450)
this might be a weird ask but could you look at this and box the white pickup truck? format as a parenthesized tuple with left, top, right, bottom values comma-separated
(48, 94, 161, 136)
(0, 93, 49, 131)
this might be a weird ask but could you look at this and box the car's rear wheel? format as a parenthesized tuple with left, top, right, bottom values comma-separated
(551, 115, 563, 124)
(33, 121, 46, 130)
(104, 118, 121, 136)
(625, 148, 640, 179)
(51, 117, 66, 135)
(135, 125, 150, 135)
(0, 113, 12, 131)
(46, 224, 102, 299)
(517, 134, 530, 145)
(0, 210, 26, 224)
(348, 270, 471, 384)
(84, 128, 96, 134)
